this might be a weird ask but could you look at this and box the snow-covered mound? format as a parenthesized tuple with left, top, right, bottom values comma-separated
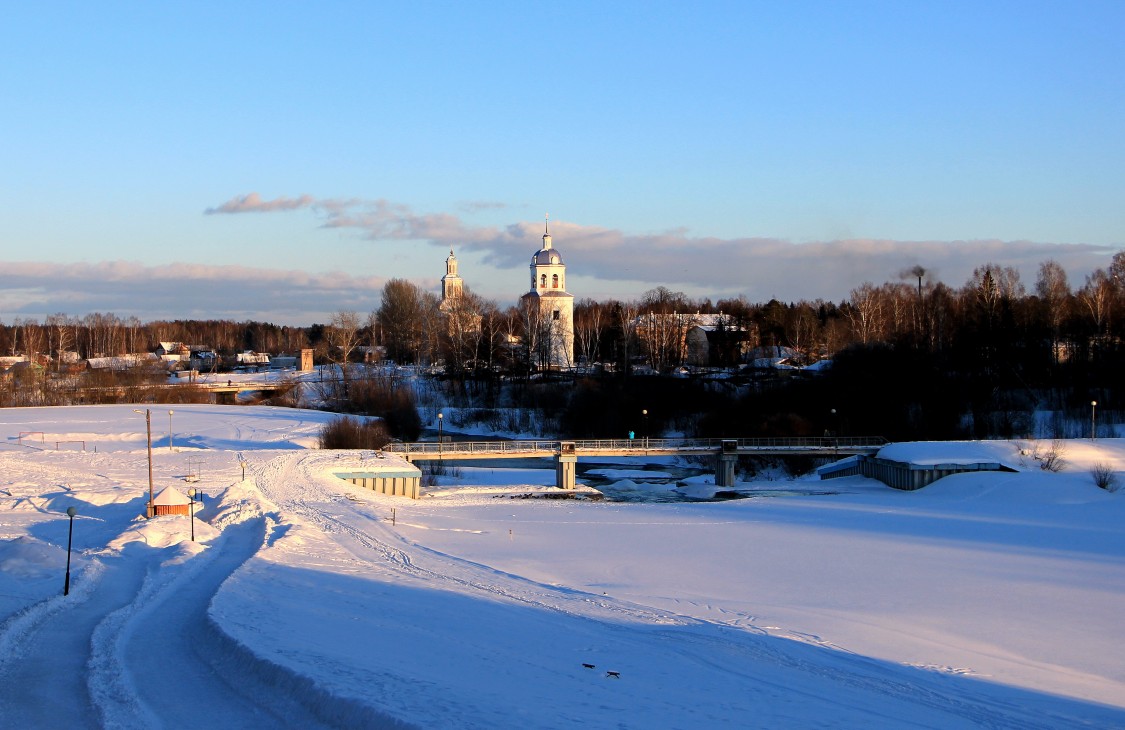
(0, 537, 66, 578)
(877, 439, 1023, 467)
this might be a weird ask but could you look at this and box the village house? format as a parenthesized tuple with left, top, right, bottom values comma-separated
(155, 342, 219, 371)
(634, 312, 755, 369)
(235, 351, 271, 367)
(86, 353, 163, 371)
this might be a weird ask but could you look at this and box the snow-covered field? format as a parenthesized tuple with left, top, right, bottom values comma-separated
(1, 404, 1123, 728)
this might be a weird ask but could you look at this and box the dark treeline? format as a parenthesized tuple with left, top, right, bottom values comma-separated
(0, 314, 310, 362)
(3, 252, 1124, 441)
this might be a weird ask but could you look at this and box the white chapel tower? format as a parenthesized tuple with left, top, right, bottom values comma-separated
(520, 215, 574, 369)
(440, 248, 463, 307)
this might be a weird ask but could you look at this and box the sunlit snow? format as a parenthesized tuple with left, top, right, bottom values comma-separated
(1, 404, 1123, 728)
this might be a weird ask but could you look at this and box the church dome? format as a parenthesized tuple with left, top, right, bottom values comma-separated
(532, 248, 564, 266)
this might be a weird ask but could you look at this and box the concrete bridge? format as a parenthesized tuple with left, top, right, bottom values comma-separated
(384, 436, 888, 490)
(69, 381, 291, 405)
(195, 381, 291, 404)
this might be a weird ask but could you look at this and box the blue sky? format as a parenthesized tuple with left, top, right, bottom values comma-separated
(2, 1, 1122, 325)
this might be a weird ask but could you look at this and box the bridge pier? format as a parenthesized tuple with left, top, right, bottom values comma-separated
(556, 442, 577, 490)
(715, 440, 738, 488)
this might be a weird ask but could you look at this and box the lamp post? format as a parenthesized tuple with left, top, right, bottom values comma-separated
(240, 461, 249, 481)
(437, 412, 444, 463)
(133, 408, 154, 518)
(1091, 400, 1098, 440)
(829, 408, 838, 452)
(168, 409, 174, 451)
(642, 409, 648, 448)
(187, 488, 196, 541)
(63, 506, 76, 596)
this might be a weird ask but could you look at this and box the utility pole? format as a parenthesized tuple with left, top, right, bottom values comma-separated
(134, 408, 154, 518)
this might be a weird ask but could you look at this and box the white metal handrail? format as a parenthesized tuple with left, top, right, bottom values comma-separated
(384, 436, 887, 457)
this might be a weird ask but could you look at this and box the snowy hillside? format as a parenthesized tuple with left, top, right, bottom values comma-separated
(1, 404, 1123, 728)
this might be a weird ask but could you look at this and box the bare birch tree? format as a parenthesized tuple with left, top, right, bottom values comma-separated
(846, 283, 884, 345)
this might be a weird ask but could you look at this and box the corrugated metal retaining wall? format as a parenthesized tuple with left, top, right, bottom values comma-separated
(820, 455, 1012, 491)
(338, 472, 421, 499)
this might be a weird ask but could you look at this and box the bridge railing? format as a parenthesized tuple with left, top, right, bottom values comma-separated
(384, 439, 563, 457)
(384, 436, 887, 457)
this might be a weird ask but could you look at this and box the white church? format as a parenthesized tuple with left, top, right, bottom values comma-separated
(440, 216, 574, 370)
(519, 216, 574, 369)
(440, 247, 463, 306)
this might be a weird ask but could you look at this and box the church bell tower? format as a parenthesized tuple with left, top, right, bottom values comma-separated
(520, 215, 574, 369)
(441, 248, 463, 305)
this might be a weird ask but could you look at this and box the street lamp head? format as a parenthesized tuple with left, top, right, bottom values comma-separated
(438, 413, 443, 420)
(187, 488, 196, 498)
(642, 409, 648, 416)
(1092, 400, 1098, 407)
(830, 408, 837, 415)
(169, 409, 174, 415)
(66, 506, 77, 517)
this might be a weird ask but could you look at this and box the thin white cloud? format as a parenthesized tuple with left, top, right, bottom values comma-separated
(459, 200, 510, 214)
(200, 193, 1122, 305)
(0, 261, 388, 326)
(205, 193, 316, 214)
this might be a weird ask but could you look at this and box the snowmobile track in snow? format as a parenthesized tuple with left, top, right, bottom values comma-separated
(255, 453, 691, 628)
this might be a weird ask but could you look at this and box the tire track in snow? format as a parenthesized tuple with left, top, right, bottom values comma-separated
(0, 550, 157, 730)
(255, 453, 690, 627)
(647, 625, 1079, 730)
(89, 519, 342, 730)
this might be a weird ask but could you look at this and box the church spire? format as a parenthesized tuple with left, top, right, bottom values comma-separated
(542, 213, 552, 249)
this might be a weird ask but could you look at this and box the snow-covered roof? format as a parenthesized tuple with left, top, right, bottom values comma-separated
(747, 357, 797, 370)
(687, 313, 744, 331)
(633, 312, 748, 333)
(153, 486, 192, 506)
(876, 440, 1023, 470)
(87, 353, 161, 370)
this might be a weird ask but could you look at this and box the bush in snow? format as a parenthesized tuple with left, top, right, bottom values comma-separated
(1024, 440, 1067, 472)
(421, 460, 462, 487)
(1091, 462, 1118, 492)
(318, 415, 390, 450)
(315, 373, 422, 441)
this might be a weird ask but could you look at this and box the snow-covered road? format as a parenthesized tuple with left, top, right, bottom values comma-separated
(0, 551, 141, 729)
(99, 519, 343, 730)
(0, 512, 346, 730)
